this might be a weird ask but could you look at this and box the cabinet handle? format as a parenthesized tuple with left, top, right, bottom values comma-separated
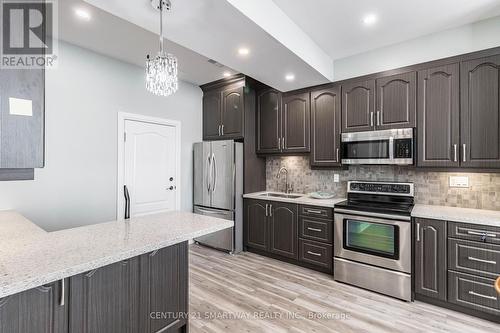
(221, 124, 224, 136)
(306, 208, 323, 214)
(59, 279, 65, 306)
(336, 148, 340, 162)
(467, 256, 497, 265)
(416, 223, 420, 242)
(453, 144, 458, 162)
(282, 137, 285, 150)
(218, 125, 221, 136)
(468, 290, 497, 301)
(277, 138, 280, 150)
(462, 144, 466, 162)
(467, 230, 496, 238)
(370, 111, 374, 127)
(307, 227, 322, 232)
(269, 204, 272, 217)
(307, 251, 322, 257)
(265, 204, 268, 217)
(377, 111, 381, 126)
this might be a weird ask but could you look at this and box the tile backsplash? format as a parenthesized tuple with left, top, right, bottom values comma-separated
(266, 156, 500, 211)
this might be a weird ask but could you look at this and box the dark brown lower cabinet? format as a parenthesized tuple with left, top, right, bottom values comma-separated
(244, 199, 269, 251)
(269, 202, 298, 259)
(0, 243, 188, 333)
(0, 279, 68, 333)
(414, 218, 447, 301)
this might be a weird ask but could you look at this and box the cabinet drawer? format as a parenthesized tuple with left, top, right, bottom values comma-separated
(300, 205, 332, 219)
(448, 270, 500, 315)
(448, 222, 500, 245)
(448, 238, 500, 278)
(299, 216, 332, 243)
(299, 239, 332, 270)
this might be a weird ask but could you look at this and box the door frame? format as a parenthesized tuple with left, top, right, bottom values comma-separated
(116, 112, 182, 220)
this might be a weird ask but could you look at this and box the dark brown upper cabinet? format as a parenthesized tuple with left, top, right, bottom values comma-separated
(202, 79, 244, 140)
(202, 90, 222, 140)
(376, 71, 416, 130)
(341, 79, 375, 133)
(414, 218, 447, 301)
(310, 86, 341, 167)
(282, 92, 310, 153)
(256, 89, 281, 154)
(461, 55, 500, 168)
(221, 86, 244, 139)
(417, 64, 460, 167)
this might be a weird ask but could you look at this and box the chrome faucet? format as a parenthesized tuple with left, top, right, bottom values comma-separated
(276, 167, 292, 193)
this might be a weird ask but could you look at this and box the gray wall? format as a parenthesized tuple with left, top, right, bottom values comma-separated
(267, 156, 500, 211)
(0, 41, 202, 231)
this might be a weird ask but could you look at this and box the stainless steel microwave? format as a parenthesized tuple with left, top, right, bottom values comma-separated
(341, 128, 414, 165)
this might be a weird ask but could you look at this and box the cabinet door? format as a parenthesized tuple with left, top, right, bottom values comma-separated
(244, 199, 269, 251)
(269, 201, 298, 259)
(310, 86, 341, 167)
(417, 64, 460, 167)
(376, 72, 416, 130)
(221, 86, 244, 139)
(414, 218, 447, 301)
(139, 242, 188, 333)
(69, 258, 140, 333)
(282, 92, 310, 153)
(257, 89, 281, 153)
(0, 68, 44, 168)
(202, 90, 221, 140)
(0, 280, 67, 333)
(461, 55, 500, 168)
(341, 80, 375, 132)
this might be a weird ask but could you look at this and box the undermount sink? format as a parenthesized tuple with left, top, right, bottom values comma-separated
(259, 193, 303, 199)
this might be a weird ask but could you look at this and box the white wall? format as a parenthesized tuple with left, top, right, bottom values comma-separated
(333, 15, 500, 81)
(0, 41, 202, 231)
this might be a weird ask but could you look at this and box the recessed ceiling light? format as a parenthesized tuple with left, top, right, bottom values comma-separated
(223, 72, 231, 78)
(363, 14, 377, 26)
(238, 48, 250, 56)
(75, 8, 91, 21)
(285, 74, 295, 81)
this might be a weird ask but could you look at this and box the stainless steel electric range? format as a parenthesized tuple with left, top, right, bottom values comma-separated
(333, 181, 414, 301)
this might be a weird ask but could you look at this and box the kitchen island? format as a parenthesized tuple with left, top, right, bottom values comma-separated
(0, 210, 233, 333)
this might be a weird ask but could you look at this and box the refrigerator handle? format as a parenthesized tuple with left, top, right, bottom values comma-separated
(212, 153, 217, 193)
(206, 154, 212, 192)
(124, 185, 130, 220)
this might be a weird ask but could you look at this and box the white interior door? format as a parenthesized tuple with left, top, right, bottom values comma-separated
(124, 119, 178, 217)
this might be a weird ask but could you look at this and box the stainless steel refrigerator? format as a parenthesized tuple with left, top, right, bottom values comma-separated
(193, 140, 243, 254)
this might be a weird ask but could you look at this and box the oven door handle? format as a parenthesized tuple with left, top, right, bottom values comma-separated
(334, 208, 411, 222)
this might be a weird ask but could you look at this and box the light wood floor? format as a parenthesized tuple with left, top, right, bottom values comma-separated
(188, 244, 499, 333)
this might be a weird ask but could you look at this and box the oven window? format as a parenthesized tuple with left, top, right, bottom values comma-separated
(343, 219, 399, 259)
(343, 140, 389, 159)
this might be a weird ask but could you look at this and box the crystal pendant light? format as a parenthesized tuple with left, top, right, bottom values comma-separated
(146, 0, 178, 96)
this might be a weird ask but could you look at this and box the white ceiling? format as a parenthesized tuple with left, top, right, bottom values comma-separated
(272, 0, 500, 60)
(59, 0, 500, 91)
(59, 0, 237, 85)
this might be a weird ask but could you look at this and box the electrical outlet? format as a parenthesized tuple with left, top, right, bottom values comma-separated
(449, 176, 469, 188)
(334, 174, 340, 183)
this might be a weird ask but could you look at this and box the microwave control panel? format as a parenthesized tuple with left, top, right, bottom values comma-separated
(394, 139, 412, 158)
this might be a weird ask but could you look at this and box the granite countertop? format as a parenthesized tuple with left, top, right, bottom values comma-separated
(0, 211, 233, 299)
(412, 204, 500, 227)
(243, 191, 346, 208)
(0, 210, 47, 240)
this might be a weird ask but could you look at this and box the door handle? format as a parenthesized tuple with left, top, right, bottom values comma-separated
(336, 148, 340, 162)
(211, 153, 217, 193)
(282, 137, 285, 150)
(221, 124, 224, 136)
(307, 227, 322, 232)
(453, 144, 458, 162)
(370, 111, 374, 127)
(462, 144, 467, 162)
(466, 230, 496, 238)
(59, 279, 65, 306)
(377, 111, 381, 126)
(269, 204, 273, 217)
(277, 137, 281, 150)
(218, 125, 221, 136)
(265, 204, 268, 217)
(196, 207, 223, 215)
(416, 222, 420, 242)
(467, 256, 497, 265)
(206, 154, 212, 192)
(124, 185, 130, 220)
(468, 290, 497, 301)
(307, 251, 322, 257)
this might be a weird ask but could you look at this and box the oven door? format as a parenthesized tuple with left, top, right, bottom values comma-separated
(334, 211, 411, 273)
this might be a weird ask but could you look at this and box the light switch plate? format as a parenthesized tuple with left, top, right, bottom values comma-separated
(449, 176, 469, 188)
(334, 174, 340, 183)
